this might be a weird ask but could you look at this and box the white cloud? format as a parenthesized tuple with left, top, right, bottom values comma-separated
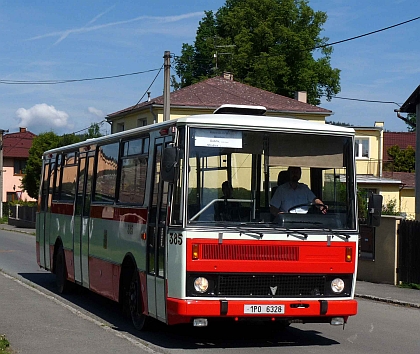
(15, 103, 73, 133)
(88, 106, 104, 118)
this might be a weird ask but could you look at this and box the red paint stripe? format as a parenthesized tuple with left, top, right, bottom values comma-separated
(90, 205, 148, 223)
(140, 272, 148, 315)
(187, 239, 356, 273)
(166, 298, 357, 325)
(64, 249, 75, 282)
(51, 202, 74, 216)
(89, 257, 120, 302)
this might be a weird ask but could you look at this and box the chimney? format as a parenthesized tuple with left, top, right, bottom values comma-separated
(294, 91, 307, 103)
(374, 121, 384, 128)
(223, 72, 234, 80)
(19, 127, 27, 133)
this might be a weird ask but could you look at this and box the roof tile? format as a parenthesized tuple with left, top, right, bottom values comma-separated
(3, 130, 36, 158)
(107, 76, 331, 118)
(383, 132, 416, 161)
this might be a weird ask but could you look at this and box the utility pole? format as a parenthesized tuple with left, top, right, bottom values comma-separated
(163, 51, 171, 122)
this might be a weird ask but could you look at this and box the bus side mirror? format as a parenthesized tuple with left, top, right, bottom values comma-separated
(367, 194, 382, 227)
(161, 146, 179, 182)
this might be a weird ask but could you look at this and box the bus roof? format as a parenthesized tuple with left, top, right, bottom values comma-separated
(177, 114, 355, 135)
(43, 113, 354, 155)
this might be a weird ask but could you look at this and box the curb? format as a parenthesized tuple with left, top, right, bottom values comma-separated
(355, 293, 420, 309)
(0, 226, 35, 235)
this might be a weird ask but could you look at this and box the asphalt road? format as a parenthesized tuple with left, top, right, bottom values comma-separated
(1, 229, 420, 354)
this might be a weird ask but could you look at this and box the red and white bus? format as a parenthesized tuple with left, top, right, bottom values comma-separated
(36, 105, 380, 330)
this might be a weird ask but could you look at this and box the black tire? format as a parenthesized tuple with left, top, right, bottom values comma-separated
(55, 245, 70, 294)
(129, 270, 152, 331)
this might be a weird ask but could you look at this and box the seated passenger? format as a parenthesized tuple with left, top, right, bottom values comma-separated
(215, 181, 241, 221)
(271, 170, 289, 198)
(270, 167, 327, 215)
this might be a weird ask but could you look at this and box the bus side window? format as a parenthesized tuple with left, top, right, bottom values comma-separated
(94, 143, 119, 203)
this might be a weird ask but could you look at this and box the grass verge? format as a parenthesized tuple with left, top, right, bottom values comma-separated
(0, 335, 11, 353)
(398, 282, 420, 290)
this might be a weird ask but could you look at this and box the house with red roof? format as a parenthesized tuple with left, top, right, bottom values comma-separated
(106, 74, 332, 132)
(2, 127, 37, 202)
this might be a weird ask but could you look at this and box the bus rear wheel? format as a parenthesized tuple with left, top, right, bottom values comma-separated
(55, 245, 70, 294)
(129, 271, 152, 331)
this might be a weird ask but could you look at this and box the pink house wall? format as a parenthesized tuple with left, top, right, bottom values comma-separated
(2, 157, 35, 202)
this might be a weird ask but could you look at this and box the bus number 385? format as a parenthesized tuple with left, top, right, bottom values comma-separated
(169, 233, 183, 245)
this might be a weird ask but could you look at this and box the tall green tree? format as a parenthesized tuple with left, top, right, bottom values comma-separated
(174, 0, 340, 105)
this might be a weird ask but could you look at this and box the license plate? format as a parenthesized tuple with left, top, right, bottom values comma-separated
(244, 304, 285, 314)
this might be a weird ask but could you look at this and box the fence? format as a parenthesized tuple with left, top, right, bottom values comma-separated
(398, 219, 420, 284)
(8, 204, 37, 228)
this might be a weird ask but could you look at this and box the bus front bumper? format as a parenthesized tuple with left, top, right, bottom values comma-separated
(166, 297, 357, 325)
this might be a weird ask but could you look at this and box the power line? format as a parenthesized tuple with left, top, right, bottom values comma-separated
(135, 65, 163, 105)
(0, 68, 161, 85)
(62, 66, 165, 136)
(314, 16, 420, 50)
(71, 120, 107, 135)
(173, 15, 420, 66)
(331, 96, 402, 106)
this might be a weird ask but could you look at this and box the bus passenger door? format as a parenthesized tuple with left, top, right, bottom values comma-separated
(147, 139, 170, 322)
(38, 161, 52, 269)
(73, 152, 94, 287)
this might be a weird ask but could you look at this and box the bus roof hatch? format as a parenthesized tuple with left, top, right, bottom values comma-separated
(213, 104, 267, 116)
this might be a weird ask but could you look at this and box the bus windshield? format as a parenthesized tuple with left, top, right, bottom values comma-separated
(182, 127, 356, 230)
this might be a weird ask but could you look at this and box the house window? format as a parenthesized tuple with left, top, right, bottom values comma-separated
(116, 122, 125, 132)
(137, 118, 147, 127)
(7, 192, 16, 202)
(355, 138, 369, 158)
(14, 159, 27, 175)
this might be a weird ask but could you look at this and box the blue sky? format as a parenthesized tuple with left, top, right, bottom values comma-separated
(0, 0, 419, 135)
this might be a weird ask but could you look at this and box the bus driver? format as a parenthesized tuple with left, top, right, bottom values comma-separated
(270, 166, 327, 215)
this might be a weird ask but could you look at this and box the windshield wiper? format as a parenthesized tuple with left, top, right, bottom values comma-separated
(322, 228, 351, 242)
(237, 227, 263, 239)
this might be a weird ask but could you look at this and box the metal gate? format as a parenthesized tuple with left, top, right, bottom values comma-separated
(398, 220, 420, 284)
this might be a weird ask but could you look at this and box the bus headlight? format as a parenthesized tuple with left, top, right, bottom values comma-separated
(194, 277, 209, 293)
(331, 278, 345, 293)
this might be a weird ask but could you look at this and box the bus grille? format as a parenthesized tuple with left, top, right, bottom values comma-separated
(218, 275, 327, 297)
(201, 244, 299, 261)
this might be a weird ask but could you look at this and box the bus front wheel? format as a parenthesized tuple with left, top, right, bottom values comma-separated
(129, 271, 152, 331)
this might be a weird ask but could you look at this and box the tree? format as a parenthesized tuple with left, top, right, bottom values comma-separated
(21, 123, 104, 199)
(174, 0, 340, 105)
(405, 113, 416, 132)
(326, 120, 352, 127)
(84, 122, 103, 139)
(21, 132, 61, 199)
(386, 145, 415, 173)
